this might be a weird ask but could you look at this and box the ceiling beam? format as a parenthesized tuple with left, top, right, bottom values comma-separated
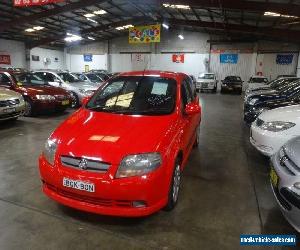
(145, 0, 300, 17)
(166, 18, 300, 42)
(0, 0, 107, 33)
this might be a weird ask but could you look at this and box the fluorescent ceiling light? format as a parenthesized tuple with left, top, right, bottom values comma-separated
(25, 28, 35, 32)
(163, 3, 190, 9)
(162, 23, 169, 29)
(94, 10, 107, 15)
(33, 26, 44, 30)
(264, 11, 298, 18)
(65, 33, 82, 42)
(178, 34, 184, 40)
(87, 36, 95, 40)
(87, 18, 98, 23)
(84, 13, 95, 18)
(115, 24, 134, 30)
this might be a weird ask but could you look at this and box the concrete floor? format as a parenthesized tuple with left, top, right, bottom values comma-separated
(0, 93, 299, 250)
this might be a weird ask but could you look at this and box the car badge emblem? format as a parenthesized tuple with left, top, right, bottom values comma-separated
(78, 159, 88, 170)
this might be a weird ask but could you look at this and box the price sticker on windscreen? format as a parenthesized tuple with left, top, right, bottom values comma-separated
(152, 82, 168, 95)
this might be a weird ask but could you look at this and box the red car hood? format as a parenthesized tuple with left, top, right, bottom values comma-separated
(17, 85, 69, 96)
(53, 109, 177, 164)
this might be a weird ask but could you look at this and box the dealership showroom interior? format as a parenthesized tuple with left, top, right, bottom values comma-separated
(1, 0, 300, 249)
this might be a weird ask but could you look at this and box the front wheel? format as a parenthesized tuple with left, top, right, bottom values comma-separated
(164, 160, 181, 211)
(24, 98, 34, 117)
(70, 92, 79, 108)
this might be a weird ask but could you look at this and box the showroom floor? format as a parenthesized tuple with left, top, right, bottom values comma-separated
(0, 93, 298, 250)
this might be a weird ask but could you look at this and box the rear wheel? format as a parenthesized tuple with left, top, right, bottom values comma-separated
(164, 160, 181, 211)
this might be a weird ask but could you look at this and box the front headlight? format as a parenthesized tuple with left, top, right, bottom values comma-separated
(260, 121, 296, 132)
(249, 98, 259, 105)
(115, 153, 162, 178)
(43, 139, 57, 165)
(36, 95, 55, 101)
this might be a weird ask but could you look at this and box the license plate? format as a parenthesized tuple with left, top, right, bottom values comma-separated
(62, 100, 69, 105)
(270, 166, 279, 188)
(63, 178, 95, 193)
(3, 108, 16, 113)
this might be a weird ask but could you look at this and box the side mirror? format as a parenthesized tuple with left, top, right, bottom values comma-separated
(185, 103, 201, 115)
(81, 96, 90, 106)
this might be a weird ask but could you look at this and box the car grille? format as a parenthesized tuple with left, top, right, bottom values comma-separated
(201, 83, 208, 88)
(0, 99, 20, 107)
(60, 155, 111, 172)
(256, 118, 264, 127)
(277, 148, 299, 176)
(45, 183, 132, 207)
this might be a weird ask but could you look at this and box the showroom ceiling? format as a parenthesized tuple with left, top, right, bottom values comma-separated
(0, 0, 299, 49)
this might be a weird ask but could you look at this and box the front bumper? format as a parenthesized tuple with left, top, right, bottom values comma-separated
(196, 82, 215, 90)
(39, 156, 168, 217)
(250, 122, 291, 156)
(0, 103, 25, 121)
(271, 153, 300, 232)
(33, 99, 71, 113)
(221, 85, 242, 92)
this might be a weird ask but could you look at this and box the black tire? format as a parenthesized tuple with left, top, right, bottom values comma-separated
(24, 98, 34, 117)
(70, 92, 79, 108)
(220, 88, 224, 94)
(164, 159, 181, 211)
(193, 124, 200, 148)
(213, 86, 217, 93)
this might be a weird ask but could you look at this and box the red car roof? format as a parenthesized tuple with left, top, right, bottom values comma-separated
(119, 70, 186, 79)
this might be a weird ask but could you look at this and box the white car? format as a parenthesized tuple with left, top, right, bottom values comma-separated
(244, 76, 268, 92)
(250, 105, 300, 156)
(196, 73, 217, 93)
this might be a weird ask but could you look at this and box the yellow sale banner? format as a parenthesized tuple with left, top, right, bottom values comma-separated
(129, 24, 161, 44)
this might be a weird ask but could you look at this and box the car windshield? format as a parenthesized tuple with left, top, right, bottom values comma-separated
(58, 73, 81, 83)
(225, 76, 241, 81)
(13, 73, 46, 85)
(273, 79, 300, 91)
(86, 76, 177, 115)
(95, 73, 109, 81)
(199, 74, 214, 79)
(279, 80, 300, 96)
(250, 77, 268, 83)
(86, 73, 102, 82)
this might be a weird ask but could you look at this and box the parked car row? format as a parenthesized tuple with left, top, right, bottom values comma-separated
(0, 69, 113, 121)
(243, 76, 300, 232)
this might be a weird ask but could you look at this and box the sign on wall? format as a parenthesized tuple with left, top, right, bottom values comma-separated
(129, 24, 161, 44)
(0, 55, 11, 65)
(172, 54, 184, 63)
(276, 54, 293, 65)
(220, 54, 238, 64)
(84, 54, 93, 62)
(14, 0, 64, 7)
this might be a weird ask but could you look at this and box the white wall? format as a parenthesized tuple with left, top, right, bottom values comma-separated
(110, 53, 208, 77)
(256, 52, 299, 80)
(0, 39, 26, 68)
(66, 54, 108, 72)
(30, 47, 65, 70)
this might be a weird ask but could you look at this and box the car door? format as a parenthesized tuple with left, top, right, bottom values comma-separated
(180, 77, 199, 155)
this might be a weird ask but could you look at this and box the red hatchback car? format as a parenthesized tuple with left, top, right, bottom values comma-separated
(39, 71, 201, 217)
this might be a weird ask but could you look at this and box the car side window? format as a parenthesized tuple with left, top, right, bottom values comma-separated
(186, 77, 196, 100)
(36, 72, 56, 82)
(0, 73, 11, 86)
(181, 80, 192, 110)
